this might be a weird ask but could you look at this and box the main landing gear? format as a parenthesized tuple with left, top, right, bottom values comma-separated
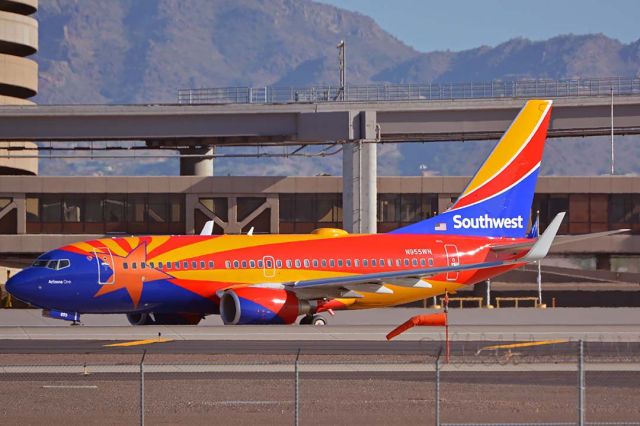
(299, 314, 327, 326)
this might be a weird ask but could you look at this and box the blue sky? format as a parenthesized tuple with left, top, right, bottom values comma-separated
(318, 0, 640, 52)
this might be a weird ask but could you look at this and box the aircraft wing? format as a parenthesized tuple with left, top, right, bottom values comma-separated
(285, 213, 565, 299)
(490, 228, 630, 255)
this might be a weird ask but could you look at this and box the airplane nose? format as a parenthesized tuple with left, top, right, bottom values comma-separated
(4, 269, 30, 302)
(5, 272, 17, 295)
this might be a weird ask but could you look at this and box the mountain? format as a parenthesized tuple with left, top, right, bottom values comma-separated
(36, 0, 417, 104)
(33, 0, 640, 176)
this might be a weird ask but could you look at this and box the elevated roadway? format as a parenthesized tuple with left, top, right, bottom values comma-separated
(0, 96, 639, 145)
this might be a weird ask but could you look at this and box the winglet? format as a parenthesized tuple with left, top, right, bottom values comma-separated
(523, 212, 565, 261)
(200, 220, 214, 236)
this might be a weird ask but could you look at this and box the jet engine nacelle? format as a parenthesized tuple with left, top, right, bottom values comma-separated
(220, 287, 311, 325)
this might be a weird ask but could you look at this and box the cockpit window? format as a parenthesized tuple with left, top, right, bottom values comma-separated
(32, 258, 71, 270)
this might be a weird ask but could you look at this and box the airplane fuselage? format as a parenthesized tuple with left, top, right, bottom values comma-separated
(8, 231, 526, 316)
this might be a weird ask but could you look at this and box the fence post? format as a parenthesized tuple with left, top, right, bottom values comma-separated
(435, 348, 442, 426)
(295, 348, 300, 426)
(578, 340, 584, 426)
(140, 349, 146, 426)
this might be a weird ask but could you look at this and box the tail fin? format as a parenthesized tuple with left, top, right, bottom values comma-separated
(392, 99, 553, 238)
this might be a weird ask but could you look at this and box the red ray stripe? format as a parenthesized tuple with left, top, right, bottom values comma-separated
(453, 110, 550, 209)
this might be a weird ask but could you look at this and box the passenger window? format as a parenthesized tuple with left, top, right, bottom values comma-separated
(420, 259, 426, 267)
(276, 260, 282, 268)
(158, 261, 163, 269)
(412, 259, 418, 266)
(363, 259, 368, 267)
(174, 262, 180, 269)
(354, 259, 359, 267)
(123, 262, 129, 270)
(428, 258, 434, 266)
(313, 259, 318, 268)
(225, 260, 231, 269)
(371, 259, 377, 267)
(241, 260, 247, 268)
(295, 259, 301, 268)
(321, 259, 327, 267)
(58, 259, 70, 270)
(396, 259, 401, 267)
(346, 259, 351, 267)
(258, 260, 264, 268)
(233, 260, 239, 268)
(132, 263, 137, 270)
(337, 259, 343, 267)
(208, 261, 214, 269)
(330, 259, 335, 267)
(404, 259, 409, 266)
(149, 262, 155, 269)
(303, 259, 310, 268)
(200, 261, 206, 269)
(183, 261, 188, 269)
(192, 261, 198, 269)
(166, 262, 171, 269)
(141, 262, 146, 269)
(249, 260, 256, 268)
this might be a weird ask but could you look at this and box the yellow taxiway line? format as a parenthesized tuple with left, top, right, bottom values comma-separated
(478, 339, 569, 353)
(103, 338, 174, 347)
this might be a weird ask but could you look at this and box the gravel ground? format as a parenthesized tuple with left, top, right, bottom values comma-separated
(1, 371, 639, 425)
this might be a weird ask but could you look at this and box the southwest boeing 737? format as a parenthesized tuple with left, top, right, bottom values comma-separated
(6, 100, 624, 326)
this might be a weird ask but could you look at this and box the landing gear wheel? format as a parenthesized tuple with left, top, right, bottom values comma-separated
(312, 314, 327, 326)
(299, 315, 313, 325)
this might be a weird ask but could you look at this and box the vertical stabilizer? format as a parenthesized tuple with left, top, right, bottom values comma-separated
(392, 99, 553, 238)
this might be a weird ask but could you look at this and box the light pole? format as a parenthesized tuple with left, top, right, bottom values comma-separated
(337, 40, 346, 100)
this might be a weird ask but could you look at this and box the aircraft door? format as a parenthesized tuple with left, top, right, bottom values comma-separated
(94, 248, 116, 285)
(262, 255, 276, 278)
(444, 244, 460, 281)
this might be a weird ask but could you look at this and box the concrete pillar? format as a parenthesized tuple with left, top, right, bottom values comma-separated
(179, 146, 215, 176)
(342, 111, 377, 234)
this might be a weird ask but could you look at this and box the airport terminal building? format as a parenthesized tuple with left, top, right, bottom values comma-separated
(0, 175, 638, 275)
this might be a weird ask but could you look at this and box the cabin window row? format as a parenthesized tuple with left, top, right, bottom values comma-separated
(223, 257, 436, 269)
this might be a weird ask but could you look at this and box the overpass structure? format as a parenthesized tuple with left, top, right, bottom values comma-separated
(1, 79, 640, 232)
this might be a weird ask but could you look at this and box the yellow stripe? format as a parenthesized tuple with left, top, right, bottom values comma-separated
(104, 338, 173, 347)
(146, 235, 171, 254)
(98, 239, 129, 257)
(169, 268, 354, 283)
(70, 241, 100, 254)
(462, 100, 551, 196)
(151, 234, 334, 263)
(479, 339, 569, 352)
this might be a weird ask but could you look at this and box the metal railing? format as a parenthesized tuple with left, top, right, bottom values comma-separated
(177, 77, 640, 105)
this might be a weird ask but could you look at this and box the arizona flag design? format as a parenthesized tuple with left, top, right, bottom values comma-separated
(392, 99, 552, 238)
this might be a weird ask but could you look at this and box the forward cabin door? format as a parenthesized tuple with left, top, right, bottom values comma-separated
(444, 244, 460, 281)
(94, 247, 116, 285)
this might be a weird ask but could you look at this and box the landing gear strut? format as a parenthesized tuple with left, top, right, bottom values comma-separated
(299, 314, 327, 326)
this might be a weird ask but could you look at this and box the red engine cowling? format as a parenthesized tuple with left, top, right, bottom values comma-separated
(220, 287, 311, 325)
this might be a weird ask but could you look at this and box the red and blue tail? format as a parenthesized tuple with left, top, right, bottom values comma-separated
(392, 99, 553, 238)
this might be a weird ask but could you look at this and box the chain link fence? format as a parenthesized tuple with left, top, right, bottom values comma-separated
(177, 77, 640, 105)
(1, 340, 640, 425)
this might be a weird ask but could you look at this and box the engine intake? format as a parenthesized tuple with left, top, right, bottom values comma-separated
(220, 287, 310, 325)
